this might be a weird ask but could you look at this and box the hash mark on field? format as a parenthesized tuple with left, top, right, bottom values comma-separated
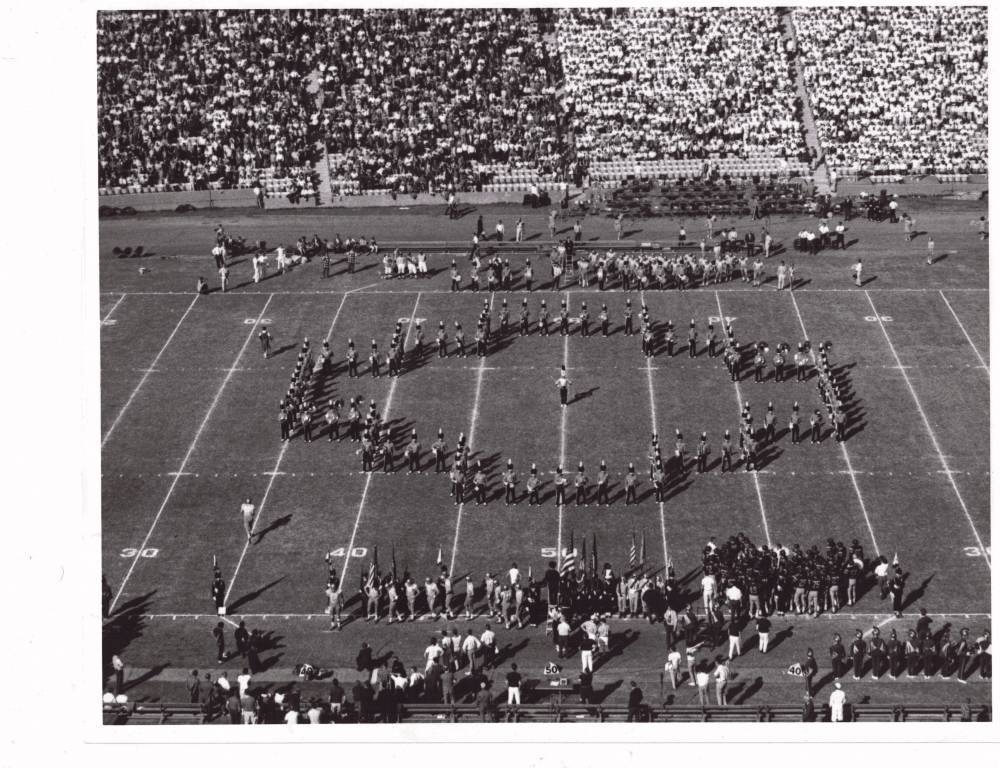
(225, 292, 353, 606)
(340, 293, 422, 588)
(865, 291, 990, 571)
(110, 294, 275, 613)
(939, 290, 989, 376)
(790, 291, 881, 557)
(715, 292, 772, 548)
(448, 292, 496, 576)
(102, 294, 200, 448)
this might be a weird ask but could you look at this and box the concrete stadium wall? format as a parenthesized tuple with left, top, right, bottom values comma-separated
(99, 188, 259, 212)
(98, 179, 987, 214)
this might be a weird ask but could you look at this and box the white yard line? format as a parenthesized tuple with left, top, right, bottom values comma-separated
(224, 293, 352, 604)
(640, 291, 671, 569)
(102, 295, 200, 448)
(939, 290, 989, 375)
(557, 291, 570, 566)
(714, 292, 773, 548)
(447, 294, 496, 576)
(109, 294, 275, 613)
(789, 292, 881, 556)
(339, 293, 422, 588)
(101, 293, 127, 323)
(865, 291, 991, 570)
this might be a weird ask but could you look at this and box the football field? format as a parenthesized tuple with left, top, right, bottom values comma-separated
(98, 202, 991, 701)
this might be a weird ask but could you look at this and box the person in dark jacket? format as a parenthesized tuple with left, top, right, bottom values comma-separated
(626, 681, 644, 722)
(356, 642, 374, 673)
(188, 669, 202, 703)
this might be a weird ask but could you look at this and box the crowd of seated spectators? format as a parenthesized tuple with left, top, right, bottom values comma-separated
(317, 9, 572, 194)
(793, 6, 987, 175)
(555, 8, 808, 164)
(97, 10, 324, 189)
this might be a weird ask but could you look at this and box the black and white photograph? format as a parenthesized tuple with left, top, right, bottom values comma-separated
(5, 0, 998, 760)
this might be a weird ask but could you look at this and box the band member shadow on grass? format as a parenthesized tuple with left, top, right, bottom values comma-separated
(228, 576, 286, 613)
(593, 628, 641, 672)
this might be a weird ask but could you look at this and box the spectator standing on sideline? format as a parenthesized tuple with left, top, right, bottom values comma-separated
(475, 682, 492, 722)
(665, 646, 682, 690)
(802, 648, 818, 695)
(829, 681, 847, 722)
(695, 665, 711, 705)
(111, 654, 125, 695)
(188, 670, 202, 703)
(756, 614, 771, 654)
(714, 658, 731, 705)
(213, 622, 226, 662)
(506, 663, 522, 713)
(626, 681, 644, 722)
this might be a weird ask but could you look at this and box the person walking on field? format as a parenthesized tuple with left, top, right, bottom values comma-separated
(240, 497, 256, 543)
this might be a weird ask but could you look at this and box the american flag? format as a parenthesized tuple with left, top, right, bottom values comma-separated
(365, 545, 379, 591)
(560, 547, 576, 577)
(629, 531, 638, 568)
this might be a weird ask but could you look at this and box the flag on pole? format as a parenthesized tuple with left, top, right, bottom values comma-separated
(213, 553, 217, 569)
(592, 532, 598, 577)
(528, 564, 533, 583)
(581, 535, 588, 578)
(629, 531, 637, 568)
(640, 531, 647, 565)
(366, 545, 379, 591)
(436, 546, 443, 566)
(391, 544, 398, 582)
(561, 530, 576, 576)
(560, 547, 576, 577)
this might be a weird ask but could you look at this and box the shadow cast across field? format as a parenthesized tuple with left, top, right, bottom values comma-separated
(901, 572, 936, 612)
(730, 675, 764, 704)
(228, 576, 287, 612)
(254, 513, 293, 544)
(593, 628, 640, 672)
(492, 638, 530, 669)
(103, 590, 157, 686)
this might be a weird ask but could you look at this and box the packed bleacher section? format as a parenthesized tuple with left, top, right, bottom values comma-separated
(96, 8, 989, 198)
(97, 10, 324, 193)
(317, 9, 570, 195)
(556, 8, 808, 166)
(793, 6, 988, 177)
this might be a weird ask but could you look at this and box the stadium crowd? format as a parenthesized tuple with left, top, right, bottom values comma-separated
(794, 6, 988, 175)
(556, 8, 808, 163)
(96, 7, 988, 194)
(97, 10, 324, 189)
(318, 9, 569, 193)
